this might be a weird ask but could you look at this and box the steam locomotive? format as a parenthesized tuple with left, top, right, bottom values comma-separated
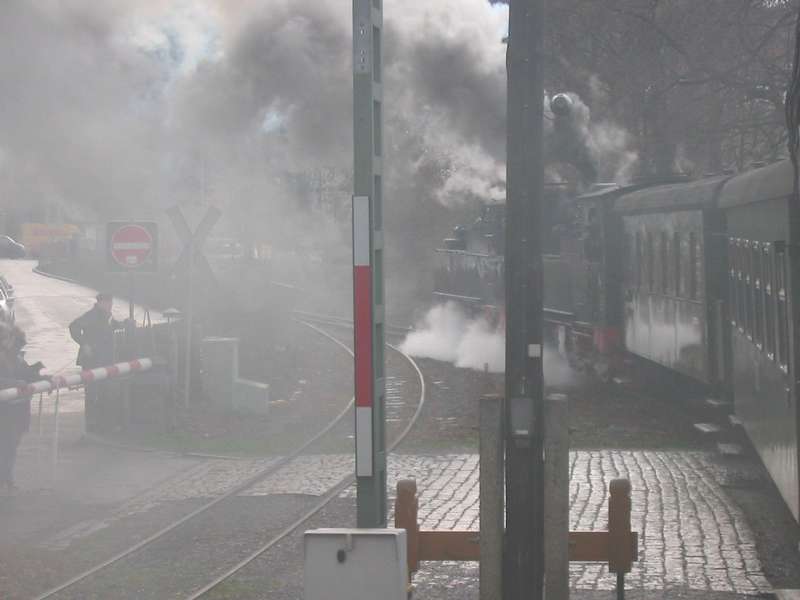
(434, 158, 800, 522)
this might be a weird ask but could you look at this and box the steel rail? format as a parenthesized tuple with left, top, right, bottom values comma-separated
(33, 319, 356, 600)
(290, 309, 412, 337)
(183, 334, 427, 599)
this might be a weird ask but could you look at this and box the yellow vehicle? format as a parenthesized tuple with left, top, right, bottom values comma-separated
(19, 223, 79, 257)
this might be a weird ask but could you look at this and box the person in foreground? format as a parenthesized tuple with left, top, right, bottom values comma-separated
(0, 323, 45, 495)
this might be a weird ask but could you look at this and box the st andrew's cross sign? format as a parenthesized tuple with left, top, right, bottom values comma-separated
(166, 205, 221, 284)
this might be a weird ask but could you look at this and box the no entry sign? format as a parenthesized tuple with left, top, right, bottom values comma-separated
(106, 221, 158, 272)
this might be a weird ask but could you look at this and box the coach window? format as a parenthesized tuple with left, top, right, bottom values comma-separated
(736, 239, 746, 331)
(743, 240, 753, 339)
(647, 232, 654, 292)
(660, 232, 668, 293)
(626, 233, 635, 288)
(729, 239, 738, 327)
(752, 242, 763, 348)
(776, 247, 789, 370)
(635, 232, 642, 289)
(689, 232, 698, 300)
(764, 243, 775, 359)
(673, 232, 681, 297)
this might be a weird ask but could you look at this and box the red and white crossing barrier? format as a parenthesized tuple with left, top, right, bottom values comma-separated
(0, 358, 153, 404)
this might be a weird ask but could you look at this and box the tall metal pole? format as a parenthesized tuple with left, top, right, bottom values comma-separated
(505, 0, 546, 598)
(183, 240, 195, 410)
(787, 9, 800, 527)
(353, 0, 386, 527)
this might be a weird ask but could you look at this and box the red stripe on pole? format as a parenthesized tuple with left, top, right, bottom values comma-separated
(354, 265, 373, 408)
(107, 365, 120, 377)
(131, 359, 142, 370)
(83, 371, 96, 383)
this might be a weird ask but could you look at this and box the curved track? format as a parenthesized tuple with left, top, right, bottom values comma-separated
(33, 319, 426, 600)
(184, 331, 426, 599)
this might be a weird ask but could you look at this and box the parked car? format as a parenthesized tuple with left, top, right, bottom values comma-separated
(0, 275, 14, 308)
(0, 284, 14, 324)
(0, 236, 25, 258)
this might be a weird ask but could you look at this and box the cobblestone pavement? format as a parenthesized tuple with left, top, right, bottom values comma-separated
(397, 451, 771, 596)
(31, 447, 772, 596)
(248, 451, 771, 595)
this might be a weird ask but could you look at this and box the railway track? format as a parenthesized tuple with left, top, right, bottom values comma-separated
(32, 319, 426, 600)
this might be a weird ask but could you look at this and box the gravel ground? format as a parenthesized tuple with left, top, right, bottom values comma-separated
(0, 323, 424, 600)
(114, 319, 356, 457)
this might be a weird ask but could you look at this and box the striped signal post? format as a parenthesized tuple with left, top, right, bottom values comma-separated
(353, 0, 386, 526)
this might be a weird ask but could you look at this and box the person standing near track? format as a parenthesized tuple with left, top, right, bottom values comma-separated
(0, 323, 45, 495)
(69, 293, 124, 432)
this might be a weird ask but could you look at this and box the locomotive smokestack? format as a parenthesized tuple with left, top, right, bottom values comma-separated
(548, 92, 598, 186)
(550, 93, 573, 117)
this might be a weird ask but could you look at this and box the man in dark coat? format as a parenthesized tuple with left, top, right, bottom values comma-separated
(69, 293, 123, 369)
(0, 323, 44, 494)
(69, 293, 124, 431)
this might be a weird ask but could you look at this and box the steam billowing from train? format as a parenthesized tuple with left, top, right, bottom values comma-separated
(400, 302, 578, 387)
(0, 0, 510, 221)
(0, 2, 639, 217)
(0, 1, 639, 321)
(546, 92, 639, 186)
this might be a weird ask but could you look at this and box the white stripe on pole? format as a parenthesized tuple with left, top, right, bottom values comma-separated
(112, 242, 151, 250)
(355, 406, 373, 477)
(353, 196, 371, 267)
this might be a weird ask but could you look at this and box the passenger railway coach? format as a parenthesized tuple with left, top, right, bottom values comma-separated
(717, 161, 797, 522)
(434, 159, 800, 521)
(613, 162, 799, 521)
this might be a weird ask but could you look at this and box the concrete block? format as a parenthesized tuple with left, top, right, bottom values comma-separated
(705, 397, 731, 409)
(235, 378, 270, 414)
(694, 422, 722, 434)
(201, 337, 238, 410)
(717, 443, 744, 457)
(201, 337, 269, 414)
(304, 528, 407, 600)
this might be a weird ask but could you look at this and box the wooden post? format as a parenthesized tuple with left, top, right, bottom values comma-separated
(395, 479, 419, 578)
(480, 395, 504, 600)
(544, 394, 569, 600)
(608, 478, 633, 600)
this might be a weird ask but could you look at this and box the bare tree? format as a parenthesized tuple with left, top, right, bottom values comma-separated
(544, 0, 796, 175)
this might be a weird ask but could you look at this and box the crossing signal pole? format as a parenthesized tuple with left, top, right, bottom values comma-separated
(352, 0, 387, 527)
(505, 0, 546, 598)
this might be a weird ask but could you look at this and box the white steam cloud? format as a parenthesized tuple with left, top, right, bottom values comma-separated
(401, 303, 505, 372)
(401, 303, 580, 388)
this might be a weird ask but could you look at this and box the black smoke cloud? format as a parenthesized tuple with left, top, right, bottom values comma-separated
(0, 0, 512, 318)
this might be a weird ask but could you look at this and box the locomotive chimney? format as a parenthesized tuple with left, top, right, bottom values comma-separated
(548, 93, 598, 186)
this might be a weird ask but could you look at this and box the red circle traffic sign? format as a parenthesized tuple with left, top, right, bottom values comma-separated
(110, 224, 153, 268)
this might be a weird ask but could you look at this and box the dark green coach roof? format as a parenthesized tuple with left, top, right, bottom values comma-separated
(613, 175, 729, 214)
(717, 159, 794, 210)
